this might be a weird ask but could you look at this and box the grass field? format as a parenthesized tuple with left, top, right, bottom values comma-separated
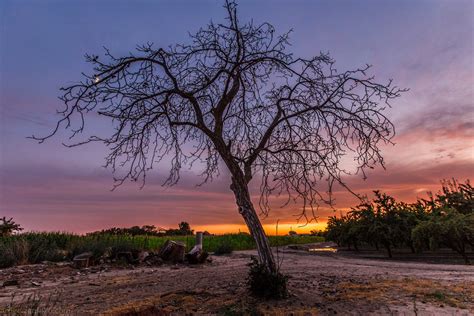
(0, 232, 324, 268)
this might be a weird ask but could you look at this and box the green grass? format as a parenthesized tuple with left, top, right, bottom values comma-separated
(0, 232, 324, 268)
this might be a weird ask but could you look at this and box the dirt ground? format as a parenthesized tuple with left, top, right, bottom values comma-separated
(0, 245, 473, 315)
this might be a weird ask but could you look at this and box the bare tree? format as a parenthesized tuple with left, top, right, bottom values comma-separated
(32, 1, 405, 273)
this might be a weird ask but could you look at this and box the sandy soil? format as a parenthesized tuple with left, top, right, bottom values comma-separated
(0, 245, 473, 315)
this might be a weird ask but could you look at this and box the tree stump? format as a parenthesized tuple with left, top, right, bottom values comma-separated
(158, 240, 185, 263)
(185, 248, 209, 264)
(73, 252, 93, 268)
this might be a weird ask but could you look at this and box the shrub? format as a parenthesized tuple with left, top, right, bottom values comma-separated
(247, 256, 288, 299)
(109, 238, 141, 259)
(0, 238, 29, 268)
(27, 238, 67, 263)
(213, 242, 234, 255)
(69, 236, 110, 259)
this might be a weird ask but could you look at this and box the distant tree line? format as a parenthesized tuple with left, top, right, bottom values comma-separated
(89, 221, 194, 237)
(325, 179, 473, 263)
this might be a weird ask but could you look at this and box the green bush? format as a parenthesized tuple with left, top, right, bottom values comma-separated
(0, 237, 29, 268)
(213, 242, 234, 255)
(27, 238, 68, 263)
(247, 256, 288, 299)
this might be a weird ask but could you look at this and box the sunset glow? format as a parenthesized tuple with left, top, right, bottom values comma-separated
(193, 223, 328, 236)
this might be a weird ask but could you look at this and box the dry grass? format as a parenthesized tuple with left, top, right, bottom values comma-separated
(336, 278, 473, 309)
(102, 290, 320, 316)
(102, 291, 220, 315)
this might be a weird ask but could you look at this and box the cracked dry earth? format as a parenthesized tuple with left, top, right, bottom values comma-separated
(0, 247, 473, 315)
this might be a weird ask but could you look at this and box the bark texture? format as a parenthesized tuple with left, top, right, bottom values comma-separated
(231, 177, 276, 273)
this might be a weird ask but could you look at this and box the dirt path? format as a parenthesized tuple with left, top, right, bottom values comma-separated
(1, 247, 473, 315)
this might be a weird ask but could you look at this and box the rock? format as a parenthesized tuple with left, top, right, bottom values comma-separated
(158, 240, 185, 263)
(31, 281, 41, 287)
(41, 261, 54, 265)
(138, 251, 149, 262)
(73, 252, 94, 269)
(3, 279, 19, 287)
(74, 252, 93, 260)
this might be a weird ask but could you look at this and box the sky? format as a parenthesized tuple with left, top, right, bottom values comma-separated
(0, 0, 473, 235)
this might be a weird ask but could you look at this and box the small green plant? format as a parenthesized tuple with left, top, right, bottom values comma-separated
(247, 256, 288, 299)
(213, 242, 234, 255)
(428, 290, 446, 301)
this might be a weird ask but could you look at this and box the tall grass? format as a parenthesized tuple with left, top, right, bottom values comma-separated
(0, 232, 323, 268)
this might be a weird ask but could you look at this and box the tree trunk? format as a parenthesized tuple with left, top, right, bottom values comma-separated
(449, 242, 470, 264)
(454, 245, 469, 264)
(385, 244, 393, 258)
(230, 178, 277, 274)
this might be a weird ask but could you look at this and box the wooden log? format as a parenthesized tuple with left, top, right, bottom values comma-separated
(73, 252, 93, 269)
(185, 248, 209, 264)
(158, 240, 185, 263)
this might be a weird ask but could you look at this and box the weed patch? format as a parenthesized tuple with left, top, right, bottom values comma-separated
(247, 256, 288, 299)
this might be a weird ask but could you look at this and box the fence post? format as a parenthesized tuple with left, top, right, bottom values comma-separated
(195, 231, 203, 250)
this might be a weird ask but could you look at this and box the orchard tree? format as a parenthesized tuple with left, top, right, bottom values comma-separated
(432, 179, 473, 215)
(412, 179, 473, 263)
(325, 216, 346, 247)
(412, 209, 473, 264)
(32, 1, 404, 274)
